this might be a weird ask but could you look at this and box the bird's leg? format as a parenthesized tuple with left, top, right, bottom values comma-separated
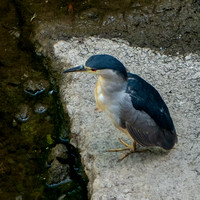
(107, 138, 136, 152)
(118, 140, 137, 162)
(119, 138, 136, 149)
(107, 139, 150, 161)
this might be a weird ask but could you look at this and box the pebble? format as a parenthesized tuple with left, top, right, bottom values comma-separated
(34, 103, 47, 114)
(15, 104, 31, 122)
(24, 79, 49, 96)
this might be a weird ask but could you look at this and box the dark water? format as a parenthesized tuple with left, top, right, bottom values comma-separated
(0, 0, 87, 199)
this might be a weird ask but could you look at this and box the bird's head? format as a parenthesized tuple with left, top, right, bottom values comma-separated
(63, 54, 128, 80)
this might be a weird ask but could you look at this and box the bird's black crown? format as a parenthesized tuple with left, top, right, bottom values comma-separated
(86, 54, 128, 79)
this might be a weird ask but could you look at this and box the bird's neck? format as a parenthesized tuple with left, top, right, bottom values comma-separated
(97, 75, 127, 96)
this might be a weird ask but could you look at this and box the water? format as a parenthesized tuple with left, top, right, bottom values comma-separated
(0, 0, 87, 199)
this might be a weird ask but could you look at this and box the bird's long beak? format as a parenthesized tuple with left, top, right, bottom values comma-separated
(63, 65, 86, 73)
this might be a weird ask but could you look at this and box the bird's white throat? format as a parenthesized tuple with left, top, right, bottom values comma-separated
(97, 69, 127, 95)
(95, 72, 127, 126)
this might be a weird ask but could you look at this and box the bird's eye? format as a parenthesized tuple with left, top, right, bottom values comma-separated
(91, 69, 96, 72)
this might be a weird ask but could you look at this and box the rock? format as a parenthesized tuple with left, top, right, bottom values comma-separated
(185, 54, 192, 61)
(53, 37, 200, 200)
(34, 29, 200, 198)
(34, 103, 47, 113)
(47, 144, 70, 186)
(46, 159, 70, 186)
(48, 144, 68, 162)
(23, 79, 49, 96)
(15, 104, 31, 122)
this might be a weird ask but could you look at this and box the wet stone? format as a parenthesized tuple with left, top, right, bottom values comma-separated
(47, 144, 70, 186)
(48, 144, 68, 162)
(23, 79, 49, 96)
(34, 103, 47, 114)
(59, 128, 69, 142)
(46, 159, 70, 186)
(15, 104, 31, 122)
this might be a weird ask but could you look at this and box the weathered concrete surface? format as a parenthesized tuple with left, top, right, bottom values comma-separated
(40, 37, 199, 199)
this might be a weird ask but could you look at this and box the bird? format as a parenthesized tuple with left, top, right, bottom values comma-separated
(63, 54, 177, 161)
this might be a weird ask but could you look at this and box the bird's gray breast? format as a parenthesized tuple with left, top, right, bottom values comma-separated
(120, 94, 159, 133)
(102, 91, 126, 127)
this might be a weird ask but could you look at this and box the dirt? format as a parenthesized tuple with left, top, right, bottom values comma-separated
(26, 0, 200, 55)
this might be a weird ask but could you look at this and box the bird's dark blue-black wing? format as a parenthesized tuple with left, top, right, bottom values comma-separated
(126, 72, 175, 133)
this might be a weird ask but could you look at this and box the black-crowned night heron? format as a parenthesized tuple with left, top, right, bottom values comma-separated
(64, 54, 177, 161)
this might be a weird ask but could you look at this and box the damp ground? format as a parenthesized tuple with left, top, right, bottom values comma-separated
(30, 0, 199, 55)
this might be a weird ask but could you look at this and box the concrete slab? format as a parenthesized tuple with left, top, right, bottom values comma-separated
(41, 37, 200, 200)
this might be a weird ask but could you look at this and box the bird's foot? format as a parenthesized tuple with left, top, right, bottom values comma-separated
(107, 138, 136, 161)
(107, 138, 150, 162)
(107, 138, 135, 152)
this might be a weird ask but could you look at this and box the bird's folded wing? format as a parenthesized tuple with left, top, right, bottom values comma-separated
(126, 72, 175, 133)
(126, 123, 157, 147)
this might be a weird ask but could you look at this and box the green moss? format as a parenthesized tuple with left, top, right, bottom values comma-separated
(46, 134, 54, 145)
(21, 119, 38, 144)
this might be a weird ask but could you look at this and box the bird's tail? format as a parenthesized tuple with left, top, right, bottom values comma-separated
(159, 129, 177, 150)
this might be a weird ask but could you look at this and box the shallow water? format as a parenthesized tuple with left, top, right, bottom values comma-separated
(0, 0, 87, 199)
